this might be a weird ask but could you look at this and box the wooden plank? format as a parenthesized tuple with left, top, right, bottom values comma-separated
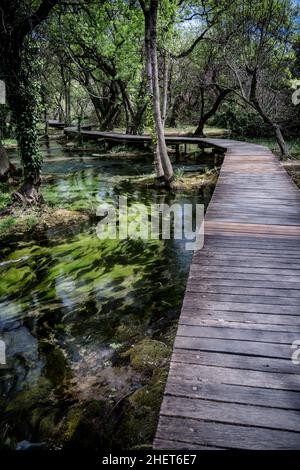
(199, 248, 300, 258)
(203, 239, 300, 250)
(155, 417, 300, 449)
(193, 257, 300, 270)
(186, 284, 300, 299)
(183, 292, 300, 306)
(154, 439, 221, 450)
(171, 349, 299, 374)
(179, 315, 300, 331)
(187, 275, 300, 289)
(167, 363, 300, 391)
(174, 336, 292, 358)
(182, 296, 300, 314)
(165, 381, 300, 409)
(160, 396, 300, 432)
(189, 264, 300, 277)
(189, 268, 300, 284)
(180, 309, 300, 326)
(177, 324, 300, 344)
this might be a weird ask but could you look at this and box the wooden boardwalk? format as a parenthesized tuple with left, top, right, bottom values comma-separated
(154, 139, 300, 450)
(62, 125, 224, 152)
(48, 122, 300, 448)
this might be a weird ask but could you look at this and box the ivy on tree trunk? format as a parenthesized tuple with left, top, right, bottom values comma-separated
(10, 39, 43, 204)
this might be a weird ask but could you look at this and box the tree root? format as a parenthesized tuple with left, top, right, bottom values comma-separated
(12, 180, 44, 206)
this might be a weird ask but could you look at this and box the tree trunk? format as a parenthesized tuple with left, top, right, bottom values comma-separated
(248, 68, 290, 158)
(0, 0, 58, 205)
(194, 88, 231, 136)
(252, 102, 290, 158)
(168, 94, 183, 128)
(119, 81, 147, 135)
(274, 124, 290, 158)
(126, 103, 147, 135)
(0, 139, 16, 182)
(65, 83, 71, 126)
(61, 65, 72, 125)
(142, 0, 173, 184)
(194, 119, 205, 137)
(7, 40, 43, 204)
(161, 52, 169, 127)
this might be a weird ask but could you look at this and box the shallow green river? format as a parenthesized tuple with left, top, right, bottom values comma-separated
(0, 144, 214, 450)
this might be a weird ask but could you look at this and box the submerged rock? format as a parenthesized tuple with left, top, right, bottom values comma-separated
(62, 400, 108, 449)
(111, 368, 168, 449)
(16, 440, 46, 450)
(121, 338, 171, 373)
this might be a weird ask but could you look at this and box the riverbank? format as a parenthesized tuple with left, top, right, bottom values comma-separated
(0, 205, 90, 241)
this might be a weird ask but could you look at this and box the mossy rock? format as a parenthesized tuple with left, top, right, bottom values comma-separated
(112, 368, 168, 448)
(36, 408, 61, 439)
(115, 323, 141, 342)
(4, 379, 52, 414)
(62, 400, 108, 449)
(121, 338, 171, 373)
(39, 340, 71, 387)
(2, 379, 54, 447)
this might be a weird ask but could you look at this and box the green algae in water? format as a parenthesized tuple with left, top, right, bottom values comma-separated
(0, 145, 214, 449)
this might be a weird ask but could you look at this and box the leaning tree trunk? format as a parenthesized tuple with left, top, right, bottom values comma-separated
(254, 105, 290, 158)
(194, 115, 206, 137)
(194, 89, 231, 137)
(248, 69, 290, 158)
(251, 99, 290, 158)
(143, 0, 173, 184)
(273, 124, 290, 158)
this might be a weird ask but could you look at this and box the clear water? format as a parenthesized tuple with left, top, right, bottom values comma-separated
(0, 143, 214, 449)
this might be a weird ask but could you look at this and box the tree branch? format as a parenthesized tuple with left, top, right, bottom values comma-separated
(18, 0, 59, 40)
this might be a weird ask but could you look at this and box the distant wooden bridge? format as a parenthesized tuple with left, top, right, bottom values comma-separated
(48, 121, 300, 449)
(48, 120, 225, 155)
(63, 125, 225, 157)
(154, 138, 300, 450)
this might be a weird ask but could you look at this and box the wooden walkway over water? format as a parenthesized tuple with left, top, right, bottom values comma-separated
(154, 138, 300, 450)
(49, 120, 300, 448)
(60, 123, 224, 153)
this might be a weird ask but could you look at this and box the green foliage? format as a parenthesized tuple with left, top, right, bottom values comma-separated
(174, 167, 185, 180)
(212, 103, 271, 137)
(0, 185, 11, 210)
(46, 0, 146, 130)
(145, 94, 157, 146)
(0, 216, 17, 234)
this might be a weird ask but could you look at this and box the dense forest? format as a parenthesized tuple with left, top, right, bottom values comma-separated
(0, 0, 299, 197)
(0, 0, 300, 454)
